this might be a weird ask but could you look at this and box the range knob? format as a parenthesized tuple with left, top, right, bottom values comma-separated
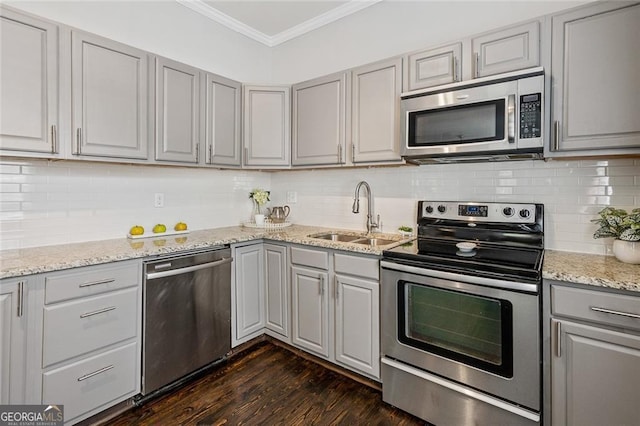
(425, 205, 434, 214)
(437, 205, 447, 213)
(503, 207, 514, 217)
(519, 209, 531, 219)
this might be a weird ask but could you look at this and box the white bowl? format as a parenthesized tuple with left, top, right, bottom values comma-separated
(456, 242, 477, 252)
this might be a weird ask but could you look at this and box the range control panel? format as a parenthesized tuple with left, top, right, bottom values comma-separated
(420, 201, 537, 224)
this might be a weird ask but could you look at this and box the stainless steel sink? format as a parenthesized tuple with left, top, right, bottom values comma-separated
(351, 237, 397, 246)
(310, 233, 362, 242)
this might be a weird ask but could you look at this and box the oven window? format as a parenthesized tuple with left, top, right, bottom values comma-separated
(408, 99, 505, 146)
(398, 281, 513, 377)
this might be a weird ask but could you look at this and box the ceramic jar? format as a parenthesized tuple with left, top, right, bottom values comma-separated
(612, 239, 640, 264)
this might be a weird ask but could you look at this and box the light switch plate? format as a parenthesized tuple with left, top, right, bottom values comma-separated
(286, 191, 297, 203)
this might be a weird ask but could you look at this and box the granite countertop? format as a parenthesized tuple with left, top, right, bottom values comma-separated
(0, 225, 410, 279)
(2, 227, 638, 295)
(543, 250, 640, 293)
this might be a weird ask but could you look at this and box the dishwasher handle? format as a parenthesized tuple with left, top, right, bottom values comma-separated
(146, 257, 232, 280)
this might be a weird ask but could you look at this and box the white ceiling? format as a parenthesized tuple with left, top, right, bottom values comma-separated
(176, 0, 382, 47)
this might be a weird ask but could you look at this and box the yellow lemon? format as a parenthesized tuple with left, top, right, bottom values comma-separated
(129, 225, 144, 235)
(174, 222, 188, 231)
(153, 224, 166, 234)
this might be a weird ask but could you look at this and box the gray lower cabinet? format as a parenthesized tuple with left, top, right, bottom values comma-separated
(40, 260, 141, 425)
(290, 246, 381, 380)
(471, 20, 540, 78)
(232, 243, 266, 345)
(548, 283, 640, 426)
(154, 57, 200, 164)
(404, 42, 462, 91)
(549, 2, 640, 155)
(204, 73, 242, 167)
(0, 7, 59, 156)
(0, 277, 29, 404)
(71, 30, 149, 160)
(292, 72, 348, 166)
(351, 58, 402, 164)
(264, 243, 289, 341)
(243, 86, 291, 168)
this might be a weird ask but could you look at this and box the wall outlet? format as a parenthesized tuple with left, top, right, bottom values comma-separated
(154, 193, 164, 208)
(286, 191, 297, 203)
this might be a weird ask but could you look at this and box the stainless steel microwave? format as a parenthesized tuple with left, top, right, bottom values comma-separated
(400, 68, 544, 163)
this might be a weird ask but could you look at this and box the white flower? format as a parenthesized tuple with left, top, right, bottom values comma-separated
(250, 189, 270, 206)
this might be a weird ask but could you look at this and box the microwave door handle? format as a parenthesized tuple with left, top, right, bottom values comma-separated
(507, 94, 516, 144)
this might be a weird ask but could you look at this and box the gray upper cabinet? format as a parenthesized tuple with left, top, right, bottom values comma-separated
(154, 57, 200, 164)
(71, 31, 149, 159)
(549, 2, 640, 155)
(471, 21, 540, 78)
(204, 73, 242, 167)
(351, 58, 403, 164)
(292, 72, 348, 166)
(243, 85, 291, 168)
(0, 8, 59, 155)
(404, 42, 461, 91)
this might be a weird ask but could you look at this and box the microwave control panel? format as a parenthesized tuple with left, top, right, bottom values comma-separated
(519, 93, 541, 139)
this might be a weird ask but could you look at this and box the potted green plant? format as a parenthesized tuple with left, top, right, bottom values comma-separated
(592, 207, 640, 264)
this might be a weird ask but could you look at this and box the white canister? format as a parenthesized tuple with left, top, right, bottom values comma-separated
(254, 214, 265, 226)
(612, 239, 640, 264)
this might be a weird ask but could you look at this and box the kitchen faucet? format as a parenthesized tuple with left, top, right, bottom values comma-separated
(352, 181, 380, 234)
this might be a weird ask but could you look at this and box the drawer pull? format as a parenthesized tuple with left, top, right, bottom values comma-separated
(590, 306, 640, 320)
(77, 364, 114, 382)
(79, 278, 115, 288)
(80, 306, 116, 318)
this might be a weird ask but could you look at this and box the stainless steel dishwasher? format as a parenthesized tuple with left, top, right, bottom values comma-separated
(141, 247, 232, 396)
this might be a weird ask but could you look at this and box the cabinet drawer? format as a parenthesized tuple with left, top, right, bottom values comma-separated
(334, 253, 379, 280)
(42, 342, 137, 423)
(290, 246, 329, 270)
(552, 285, 640, 331)
(43, 287, 138, 367)
(45, 261, 140, 304)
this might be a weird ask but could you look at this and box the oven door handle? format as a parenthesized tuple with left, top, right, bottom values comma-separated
(380, 260, 538, 293)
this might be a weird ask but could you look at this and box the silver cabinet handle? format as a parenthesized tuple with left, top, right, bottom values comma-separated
(17, 281, 24, 318)
(337, 144, 342, 164)
(474, 52, 480, 78)
(553, 121, 560, 151)
(454, 57, 459, 82)
(335, 277, 339, 300)
(319, 275, 325, 296)
(146, 257, 232, 280)
(507, 94, 515, 144)
(208, 145, 213, 164)
(555, 321, 562, 358)
(51, 125, 57, 154)
(79, 278, 115, 288)
(80, 306, 116, 319)
(591, 306, 640, 320)
(351, 144, 356, 163)
(77, 365, 114, 382)
(76, 128, 82, 154)
(195, 144, 200, 163)
(244, 147, 249, 165)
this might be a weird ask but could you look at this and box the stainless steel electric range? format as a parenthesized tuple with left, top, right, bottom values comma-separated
(381, 200, 544, 426)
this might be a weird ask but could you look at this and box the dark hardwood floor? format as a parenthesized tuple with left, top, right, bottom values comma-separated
(107, 341, 427, 425)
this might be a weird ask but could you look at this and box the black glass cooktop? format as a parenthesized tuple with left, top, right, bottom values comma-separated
(383, 237, 543, 284)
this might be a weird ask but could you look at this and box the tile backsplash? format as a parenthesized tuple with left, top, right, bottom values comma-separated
(1, 157, 638, 255)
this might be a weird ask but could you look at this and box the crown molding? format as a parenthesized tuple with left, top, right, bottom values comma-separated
(176, 0, 383, 47)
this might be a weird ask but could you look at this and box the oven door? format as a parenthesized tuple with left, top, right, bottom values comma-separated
(381, 260, 540, 411)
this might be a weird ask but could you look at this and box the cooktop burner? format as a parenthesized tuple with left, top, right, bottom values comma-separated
(383, 201, 544, 285)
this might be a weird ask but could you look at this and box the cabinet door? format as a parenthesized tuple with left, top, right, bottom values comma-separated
(205, 73, 241, 167)
(404, 43, 461, 91)
(291, 266, 330, 358)
(154, 57, 200, 163)
(71, 31, 149, 159)
(264, 244, 288, 339)
(551, 320, 640, 426)
(334, 274, 380, 379)
(472, 21, 539, 78)
(550, 3, 640, 154)
(243, 86, 290, 167)
(292, 72, 348, 166)
(0, 278, 28, 404)
(0, 8, 58, 154)
(351, 58, 402, 164)
(234, 244, 265, 340)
